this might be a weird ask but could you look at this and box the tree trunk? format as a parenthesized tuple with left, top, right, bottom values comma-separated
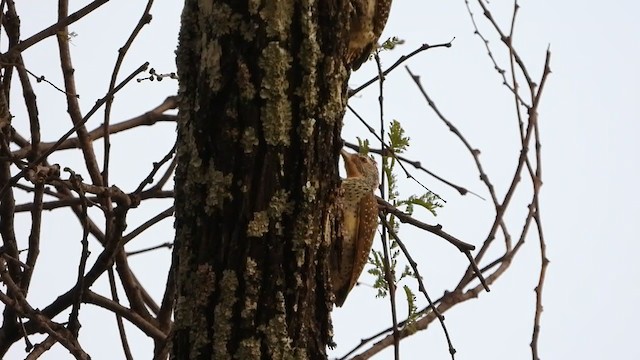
(172, 1, 350, 359)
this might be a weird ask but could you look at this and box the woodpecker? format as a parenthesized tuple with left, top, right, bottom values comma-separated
(346, 0, 393, 70)
(333, 149, 379, 306)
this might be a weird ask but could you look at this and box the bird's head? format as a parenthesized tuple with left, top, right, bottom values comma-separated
(340, 149, 379, 188)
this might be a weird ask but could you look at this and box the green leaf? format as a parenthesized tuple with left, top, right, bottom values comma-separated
(356, 137, 370, 155)
(380, 36, 405, 51)
(368, 251, 389, 297)
(397, 192, 443, 216)
(388, 120, 410, 154)
(403, 285, 419, 334)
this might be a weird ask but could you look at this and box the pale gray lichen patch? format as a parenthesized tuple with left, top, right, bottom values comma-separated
(302, 180, 318, 202)
(247, 0, 261, 15)
(174, 226, 195, 281)
(297, 0, 320, 113)
(261, 291, 293, 359)
(200, 40, 222, 92)
(269, 189, 293, 237)
(247, 210, 269, 237)
(235, 337, 261, 359)
(196, 264, 216, 294)
(241, 258, 260, 318)
(173, 263, 215, 359)
(293, 213, 315, 246)
(278, 152, 286, 177)
(245, 257, 258, 280)
(177, 121, 232, 215)
(259, 42, 292, 146)
(299, 118, 316, 143)
(247, 190, 293, 238)
(198, 3, 249, 92)
(177, 121, 235, 217)
(320, 59, 348, 124)
(268, 189, 293, 218)
(212, 270, 239, 360)
(241, 127, 259, 153)
(204, 161, 234, 215)
(259, 0, 294, 40)
(236, 60, 256, 100)
(241, 257, 261, 333)
(203, 2, 241, 36)
(239, 19, 258, 42)
(175, 121, 200, 199)
(323, 206, 335, 246)
(291, 210, 316, 269)
(293, 347, 309, 360)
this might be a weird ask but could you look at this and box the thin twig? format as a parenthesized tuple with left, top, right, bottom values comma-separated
(25, 335, 56, 360)
(349, 41, 453, 98)
(373, 52, 401, 360)
(123, 206, 174, 244)
(379, 215, 456, 359)
(13, 189, 172, 213)
(20, 180, 43, 293)
(133, 142, 176, 194)
(11, 97, 177, 160)
(0, 62, 150, 198)
(83, 290, 165, 341)
(103, 0, 155, 187)
(344, 141, 484, 199)
(56, 0, 103, 193)
(5, 0, 109, 54)
(107, 268, 134, 360)
(66, 168, 91, 337)
(126, 242, 173, 256)
(376, 197, 475, 252)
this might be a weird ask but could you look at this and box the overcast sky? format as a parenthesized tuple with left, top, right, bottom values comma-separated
(5, 1, 639, 359)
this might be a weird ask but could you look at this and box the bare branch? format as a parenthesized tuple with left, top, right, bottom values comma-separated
(5, 0, 110, 54)
(103, 0, 156, 186)
(349, 41, 453, 98)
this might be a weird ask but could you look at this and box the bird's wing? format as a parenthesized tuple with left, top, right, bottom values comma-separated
(374, 0, 392, 38)
(347, 193, 378, 292)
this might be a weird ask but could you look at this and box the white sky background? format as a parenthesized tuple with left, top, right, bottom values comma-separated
(4, 1, 639, 359)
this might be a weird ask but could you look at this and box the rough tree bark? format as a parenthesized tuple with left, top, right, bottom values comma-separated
(172, 1, 351, 359)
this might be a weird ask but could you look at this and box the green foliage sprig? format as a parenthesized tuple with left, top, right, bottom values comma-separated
(366, 120, 442, 329)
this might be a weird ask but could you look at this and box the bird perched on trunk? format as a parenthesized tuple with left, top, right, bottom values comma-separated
(333, 149, 379, 306)
(346, 0, 393, 70)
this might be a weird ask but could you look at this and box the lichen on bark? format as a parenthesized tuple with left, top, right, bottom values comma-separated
(172, 0, 352, 358)
(259, 42, 293, 146)
(247, 189, 293, 237)
(212, 270, 239, 359)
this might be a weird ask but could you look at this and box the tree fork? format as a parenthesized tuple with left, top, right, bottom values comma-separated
(172, 1, 351, 359)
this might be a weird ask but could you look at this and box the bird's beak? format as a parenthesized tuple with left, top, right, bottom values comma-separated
(340, 149, 359, 177)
